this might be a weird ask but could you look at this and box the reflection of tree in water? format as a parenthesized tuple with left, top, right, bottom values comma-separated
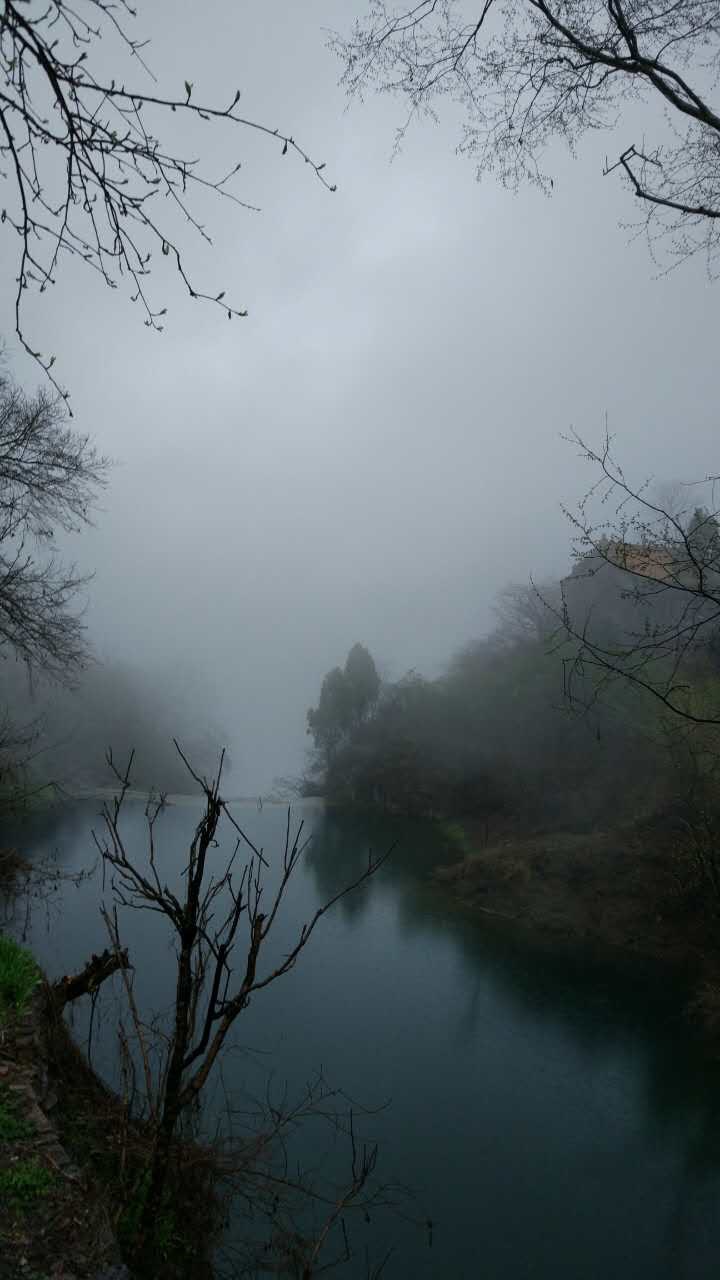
(306, 808, 720, 1199)
(638, 1036, 720, 1175)
(643, 1038, 720, 1280)
(3, 800, 96, 867)
(305, 808, 451, 928)
(448, 917, 720, 1179)
(306, 811, 445, 891)
(2, 801, 104, 935)
(304, 814, 375, 925)
(463, 929, 720, 1174)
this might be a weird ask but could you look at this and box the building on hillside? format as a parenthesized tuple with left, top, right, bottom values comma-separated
(602, 541, 676, 582)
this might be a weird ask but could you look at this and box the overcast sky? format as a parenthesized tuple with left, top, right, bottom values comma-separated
(2, 1, 718, 789)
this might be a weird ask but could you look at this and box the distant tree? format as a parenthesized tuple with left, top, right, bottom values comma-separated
(0, 702, 42, 814)
(310, 624, 667, 826)
(0, 374, 107, 679)
(20, 660, 229, 790)
(335, 2, 720, 273)
(308, 645, 381, 771)
(307, 666, 354, 767)
(493, 582, 561, 647)
(687, 507, 720, 571)
(0, 0, 335, 399)
(344, 642, 381, 723)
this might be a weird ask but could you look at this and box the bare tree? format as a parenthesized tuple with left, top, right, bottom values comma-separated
(334, 2, 720, 272)
(94, 745, 390, 1266)
(0, 0, 336, 400)
(0, 373, 107, 678)
(493, 580, 562, 647)
(551, 429, 720, 725)
(214, 1074, 417, 1279)
(0, 701, 40, 802)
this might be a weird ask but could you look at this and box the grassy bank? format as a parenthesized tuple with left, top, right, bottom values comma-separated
(45, 989, 221, 1279)
(0, 934, 40, 1021)
(0, 953, 222, 1280)
(433, 821, 720, 985)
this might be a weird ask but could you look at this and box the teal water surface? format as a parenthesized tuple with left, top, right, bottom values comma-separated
(10, 798, 720, 1279)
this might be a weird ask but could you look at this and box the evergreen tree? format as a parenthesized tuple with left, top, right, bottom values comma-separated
(344, 643, 380, 724)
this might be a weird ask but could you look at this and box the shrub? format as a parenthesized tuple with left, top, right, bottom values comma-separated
(0, 934, 40, 1020)
(0, 1158, 53, 1201)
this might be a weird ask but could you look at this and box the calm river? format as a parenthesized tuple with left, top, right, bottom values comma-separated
(10, 798, 720, 1278)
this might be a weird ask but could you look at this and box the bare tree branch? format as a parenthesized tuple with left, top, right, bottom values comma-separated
(92, 744, 391, 1265)
(334, 1, 720, 273)
(0, 373, 107, 677)
(52, 942, 130, 1008)
(545, 429, 720, 725)
(0, 0, 336, 401)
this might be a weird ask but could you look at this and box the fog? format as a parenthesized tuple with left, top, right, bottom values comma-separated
(1, 0, 718, 791)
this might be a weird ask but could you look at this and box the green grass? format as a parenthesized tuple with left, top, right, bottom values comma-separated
(440, 820, 475, 857)
(117, 1169, 186, 1263)
(0, 1158, 53, 1202)
(0, 934, 40, 1020)
(0, 1086, 32, 1142)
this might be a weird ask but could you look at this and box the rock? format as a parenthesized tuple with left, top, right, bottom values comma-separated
(52, 1146, 71, 1166)
(31, 1131, 58, 1148)
(26, 1100, 53, 1132)
(8, 1082, 32, 1098)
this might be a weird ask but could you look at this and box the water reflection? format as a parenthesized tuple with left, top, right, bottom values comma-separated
(10, 798, 720, 1279)
(306, 809, 720, 1206)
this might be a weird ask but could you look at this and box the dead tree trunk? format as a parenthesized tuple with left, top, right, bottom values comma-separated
(52, 947, 130, 1009)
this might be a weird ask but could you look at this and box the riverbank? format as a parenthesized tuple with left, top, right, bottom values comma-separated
(433, 821, 720, 995)
(0, 987, 126, 1280)
(0, 936, 220, 1280)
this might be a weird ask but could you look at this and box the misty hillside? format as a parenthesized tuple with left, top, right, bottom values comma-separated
(0, 661, 229, 794)
(306, 525, 720, 833)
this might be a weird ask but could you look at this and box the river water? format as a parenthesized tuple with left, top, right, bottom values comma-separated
(10, 798, 720, 1278)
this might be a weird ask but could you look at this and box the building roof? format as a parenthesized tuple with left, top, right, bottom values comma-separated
(603, 541, 675, 581)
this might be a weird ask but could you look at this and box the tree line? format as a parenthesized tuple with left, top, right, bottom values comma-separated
(305, 495, 720, 843)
